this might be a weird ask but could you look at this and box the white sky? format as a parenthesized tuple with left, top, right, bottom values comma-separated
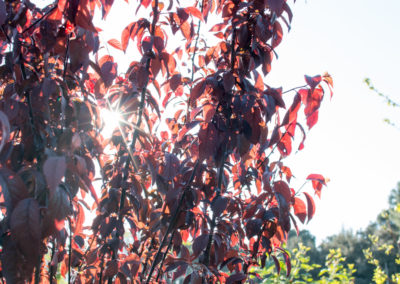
(268, 0, 400, 242)
(81, 0, 400, 242)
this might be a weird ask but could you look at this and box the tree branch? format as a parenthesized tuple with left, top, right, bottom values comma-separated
(22, 5, 57, 34)
(145, 161, 199, 283)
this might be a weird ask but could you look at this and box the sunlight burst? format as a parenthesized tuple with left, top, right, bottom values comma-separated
(100, 108, 123, 138)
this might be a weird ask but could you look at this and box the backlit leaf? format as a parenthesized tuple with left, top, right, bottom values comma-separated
(104, 259, 118, 277)
(304, 192, 316, 223)
(185, 7, 203, 21)
(198, 123, 220, 161)
(43, 156, 66, 198)
(211, 196, 229, 217)
(226, 273, 246, 284)
(192, 234, 208, 258)
(10, 198, 41, 262)
(107, 39, 123, 50)
(305, 75, 322, 90)
(293, 197, 307, 224)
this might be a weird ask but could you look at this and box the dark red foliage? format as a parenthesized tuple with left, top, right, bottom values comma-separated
(0, 0, 331, 282)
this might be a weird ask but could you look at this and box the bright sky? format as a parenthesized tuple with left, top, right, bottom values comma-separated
(268, 0, 400, 242)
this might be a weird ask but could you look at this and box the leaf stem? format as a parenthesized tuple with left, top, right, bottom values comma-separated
(282, 84, 307, 95)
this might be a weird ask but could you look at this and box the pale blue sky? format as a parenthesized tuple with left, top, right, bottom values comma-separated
(267, 0, 400, 241)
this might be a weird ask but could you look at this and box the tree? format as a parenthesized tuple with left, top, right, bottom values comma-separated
(0, 0, 332, 282)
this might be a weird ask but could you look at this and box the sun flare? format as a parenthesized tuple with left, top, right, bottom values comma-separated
(100, 108, 123, 138)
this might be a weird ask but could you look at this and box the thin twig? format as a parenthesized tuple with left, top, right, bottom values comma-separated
(155, 231, 175, 282)
(22, 5, 57, 34)
(0, 26, 11, 43)
(282, 84, 307, 95)
(62, 34, 70, 80)
(145, 161, 199, 283)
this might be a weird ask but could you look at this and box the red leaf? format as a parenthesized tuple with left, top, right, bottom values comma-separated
(198, 123, 220, 161)
(306, 110, 319, 129)
(323, 72, 334, 98)
(223, 72, 235, 92)
(180, 21, 191, 40)
(162, 153, 180, 181)
(293, 197, 306, 224)
(277, 133, 292, 157)
(185, 7, 203, 21)
(306, 174, 326, 185)
(265, 87, 285, 109)
(244, 107, 262, 144)
(10, 198, 41, 262)
(190, 80, 206, 104)
(304, 87, 323, 123)
(169, 74, 182, 91)
(274, 181, 291, 205)
(192, 234, 208, 258)
(75, 0, 97, 32)
(107, 38, 123, 50)
(266, 0, 285, 15)
(0, 169, 29, 212)
(307, 174, 326, 198)
(211, 196, 229, 217)
(305, 75, 322, 91)
(272, 21, 283, 48)
(141, 0, 151, 8)
(104, 259, 118, 277)
(272, 255, 281, 275)
(99, 55, 117, 87)
(203, 103, 216, 123)
(282, 250, 291, 276)
(100, 0, 114, 19)
(303, 192, 315, 223)
(121, 22, 135, 52)
(281, 94, 301, 126)
(141, 36, 152, 54)
(297, 123, 306, 150)
(43, 156, 66, 198)
(268, 126, 281, 147)
(226, 273, 246, 284)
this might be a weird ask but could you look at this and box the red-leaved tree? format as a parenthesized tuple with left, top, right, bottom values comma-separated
(0, 0, 333, 283)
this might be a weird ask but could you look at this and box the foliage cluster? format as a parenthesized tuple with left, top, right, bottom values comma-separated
(0, 0, 331, 282)
(254, 244, 356, 284)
